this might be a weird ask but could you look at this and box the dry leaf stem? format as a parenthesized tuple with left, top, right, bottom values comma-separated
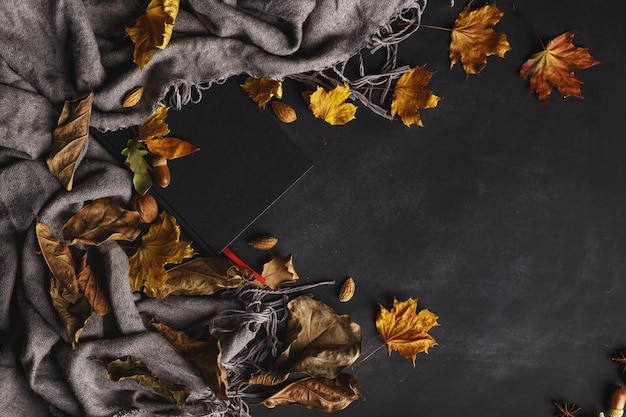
(350, 343, 386, 369)
(510, 6, 545, 49)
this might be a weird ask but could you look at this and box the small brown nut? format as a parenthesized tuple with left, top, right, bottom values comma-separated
(249, 236, 278, 250)
(130, 193, 158, 223)
(151, 156, 171, 188)
(122, 86, 144, 107)
(271, 101, 297, 123)
(338, 277, 355, 302)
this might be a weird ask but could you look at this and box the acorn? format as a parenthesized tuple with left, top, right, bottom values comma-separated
(151, 156, 170, 188)
(608, 386, 626, 417)
(130, 193, 158, 223)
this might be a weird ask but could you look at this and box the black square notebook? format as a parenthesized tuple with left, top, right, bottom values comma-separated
(91, 80, 312, 255)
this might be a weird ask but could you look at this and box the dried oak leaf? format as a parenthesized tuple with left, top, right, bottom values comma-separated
(390, 66, 441, 127)
(76, 251, 112, 316)
(265, 295, 362, 379)
(122, 139, 152, 195)
(128, 211, 195, 293)
(62, 197, 141, 246)
(103, 356, 191, 406)
(46, 92, 93, 191)
(376, 297, 439, 365)
(241, 77, 283, 109)
(450, 3, 511, 76)
(145, 257, 250, 298)
(50, 275, 91, 349)
(520, 31, 600, 106)
(125, 0, 180, 69)
(151, 318, 228, 401)
(261, 373, 361, 412)
(308, 84, 357, 125)
(36, 220, 79, 295)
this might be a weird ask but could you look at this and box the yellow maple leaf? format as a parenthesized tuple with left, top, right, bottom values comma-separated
(376, 297, 439, 365)
(390, 66, 441, 127)
(240, 77, 283, 109)
(308, 84, 357, 125)
(128, 211, 195, 292)
(450, 2, 511, 76)
(520, 31, 600, 107)
(125, 0, 180, 69)
(138, 106, 170, 140)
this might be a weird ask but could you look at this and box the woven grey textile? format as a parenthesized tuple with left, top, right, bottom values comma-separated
(0, 0, 425, 416)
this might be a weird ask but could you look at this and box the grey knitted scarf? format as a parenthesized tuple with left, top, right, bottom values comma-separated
(0, 0, 432, 416)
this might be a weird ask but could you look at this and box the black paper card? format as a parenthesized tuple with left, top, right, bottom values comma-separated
(91, 80, 312, 255)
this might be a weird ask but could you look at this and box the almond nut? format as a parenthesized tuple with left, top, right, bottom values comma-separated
(271, 101, 297, 123)
(338, 277, 355, 302)
(130, 193, 158, 223)
(249, 236, 279, 250)
(122, 86, 144, 107)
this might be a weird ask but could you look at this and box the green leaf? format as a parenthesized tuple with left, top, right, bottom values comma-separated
(104, 356, 191, 406)
(122, 139, 152, 195)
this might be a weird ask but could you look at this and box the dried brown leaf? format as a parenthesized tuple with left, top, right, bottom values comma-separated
(143, 137, 199, 160)
(61, 197, 141, 246)
(36, 220, 78, 295)
(261, 374, 361, 412)
(151, 319, 228, 401)
(240, 77, 283, 109)
(46, 92, 93, 191)
(50, 275, 91, 349)
(390, 66, 441, 127)
(248, 370, 289, 387)
(76, 251, 111, 316)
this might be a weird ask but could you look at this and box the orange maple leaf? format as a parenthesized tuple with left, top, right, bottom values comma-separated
(125, 0, 180, 69)
(240, 77, 283, 109)
(520, 31, 600, 106)
(390, 66, 441, 127)
(376, 297, 439, 365)
(450, 2, 511, 76)
(308, 84, 357, 125)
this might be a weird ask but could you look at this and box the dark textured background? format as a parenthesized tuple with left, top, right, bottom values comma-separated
(216, 1, 626, 416)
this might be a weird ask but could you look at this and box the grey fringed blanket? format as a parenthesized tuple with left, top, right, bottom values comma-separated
(0, 0, 427, 416)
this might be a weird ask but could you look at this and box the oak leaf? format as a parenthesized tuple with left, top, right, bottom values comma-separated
(261, 373, 361, 412)
(122, 139, 152, 195)
(76, 251, 112, 316)
(103, 356, 191, 406)
(308, 84, 357, 125)
(151, 318, 228, 401)
(376, 297, 439, 365)
(125, 0, 180, 69)
(520, 31, 600, 106)
(450, 3, 511, 76)
(266, 295, 361, 379)
(128, 211, 195, 293)
(240, 77, 283, 109)
(62, 197, 141, 246)
(50, 275, 91, 349)
(36, 220, 79, 295)
(390, 66, 441, 127)
(46, 92, 93, 191)
(144, 257, 250, 298)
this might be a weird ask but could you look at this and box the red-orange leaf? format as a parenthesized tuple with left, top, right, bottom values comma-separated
(520, 31, 600, 106)
(144, 137, 199, 160)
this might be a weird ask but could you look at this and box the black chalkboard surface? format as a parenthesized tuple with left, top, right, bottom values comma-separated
(91, 79, 312, 255)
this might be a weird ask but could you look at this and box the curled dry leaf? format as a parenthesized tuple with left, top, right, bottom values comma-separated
(128, 211, 195, 293)
(76, 251, 111, 316)
(338, 277, 355, 302)
(36, 220, 78, 295)
(248, 370, 289, 387)
(122, 139, 152, 195)
(103, 356, 191, 406)
(46, 92, 93, 191)
(261, 373, 361, 412)
(240, 77, 283, 109)
(139, 106, 170, 141)
(271, 101, 297, 123)
(390, 66, 441, 127)
(144, 257, 250, 298)
(376, 297, 439, 365)
(266, 295, 362, 379)
(122, 86, 144, 107)
(520, 31, 600, 106)
(144, 137, 199, 160)
(151, 318, 228, 401)
(449, 3, 510, 76)
(248, 235, 278, 251)
(61, 197, 141, 246)
(308, 84, 357, 125)
(254, 254, 298, 290)
(125, 0, 180, 69)
(50, 275, 91, 349)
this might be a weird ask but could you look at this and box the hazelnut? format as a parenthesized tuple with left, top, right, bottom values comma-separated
(130, 193, 158, 223)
